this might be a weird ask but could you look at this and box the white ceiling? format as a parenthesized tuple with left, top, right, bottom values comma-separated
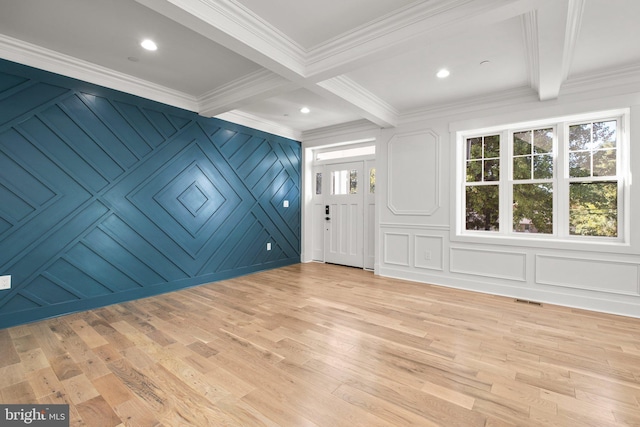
(1, 0, 639, 140)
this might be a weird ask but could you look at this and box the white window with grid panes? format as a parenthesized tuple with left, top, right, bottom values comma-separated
(458, 109, 628, 242)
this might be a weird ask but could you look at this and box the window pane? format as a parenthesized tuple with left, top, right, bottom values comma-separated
(533, 128, 553, 154)
(484, 159, 500, 181)
(513, 183, 553, 234)
(349, 170, 357, 194)
(593, 120, 616, 149)
(466, 160, 482, 182)
(332, 170, 348, 195)
(569, 182, 617, 237)
(484, 135, 500, 158)
(569, 152, 590, 177)
(315, 173, 322, 195)
(569, 123, 592, 150)
(369, 168, 375, 193)
(513, 156, 531, 180)
(513, 131, 531, 156)
(533, 154, 553, 179)
(467, 137, 482, 160)
(593, 149, 616, 176)
(465, 185, 499, 231)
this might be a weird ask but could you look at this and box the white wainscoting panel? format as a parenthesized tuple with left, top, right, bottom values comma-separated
(450, 247, 527, 281)
(383, 233, 410, 266)
(414, 235, 444, 271)
(536, 255, 640, 296)
(387, 130, 439, 215)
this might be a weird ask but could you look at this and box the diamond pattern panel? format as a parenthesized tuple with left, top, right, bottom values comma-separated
(0, 59, 300, 328)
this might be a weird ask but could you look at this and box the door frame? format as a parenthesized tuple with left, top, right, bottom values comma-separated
(306, 143, 376, 270)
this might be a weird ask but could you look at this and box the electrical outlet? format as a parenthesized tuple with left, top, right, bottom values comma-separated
(267, 242, 272, 251)
(425, 251, 432, 261)
(283, 200, 289, 208)
(0, 275, 11, 290)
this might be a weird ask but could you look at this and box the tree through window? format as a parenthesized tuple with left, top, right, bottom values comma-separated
(460, 111, 625, 240)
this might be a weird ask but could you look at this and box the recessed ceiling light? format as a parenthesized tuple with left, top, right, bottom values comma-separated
(141, 39, 158, 51)
(300, 107, 310, 114)
(436, 68, 450, 79)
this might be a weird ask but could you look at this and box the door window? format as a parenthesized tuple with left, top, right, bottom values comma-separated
(331, 170, 358, 195)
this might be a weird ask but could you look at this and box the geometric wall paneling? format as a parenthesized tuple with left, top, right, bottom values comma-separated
(0, 59, 300, 328)
(450, 247, 526, 282)
(536, 255, 640, 296)
(387, 129, 440, 215)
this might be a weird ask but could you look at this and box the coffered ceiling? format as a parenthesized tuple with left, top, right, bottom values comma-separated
(1, 0, 639, 140)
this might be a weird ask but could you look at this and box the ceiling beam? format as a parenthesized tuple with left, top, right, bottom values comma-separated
(134, 0, 548, 129)
(527, 0, 585, 101)
(314, 77, 399, 128)
(133, 0, 306, 80)
(135, 0, 403, 128)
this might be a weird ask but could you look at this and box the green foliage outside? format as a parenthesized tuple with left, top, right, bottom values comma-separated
(464, 121, 618, 237)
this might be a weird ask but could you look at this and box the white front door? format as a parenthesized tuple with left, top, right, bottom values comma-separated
(324, 161, 364, 268)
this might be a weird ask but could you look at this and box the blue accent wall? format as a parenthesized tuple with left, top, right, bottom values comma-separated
(0, 59, 300, 328)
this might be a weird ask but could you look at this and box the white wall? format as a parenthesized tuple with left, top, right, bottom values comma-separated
(302, 83, 640, 318)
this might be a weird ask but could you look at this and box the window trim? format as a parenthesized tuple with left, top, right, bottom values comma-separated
(454, 109, 630, 249)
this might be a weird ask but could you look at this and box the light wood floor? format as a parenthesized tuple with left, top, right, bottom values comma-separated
(1, 263, 639, 426)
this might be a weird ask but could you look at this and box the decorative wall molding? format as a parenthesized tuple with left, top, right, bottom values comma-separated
(414, 235, 444, 271)
(450, 247, 527, 282)
(383, 232, 410, 266)
(387, 129, 440, 216)
(378, 264, 640, 319)
(535, 254, 640, 296)
(0, 59, 301, 328)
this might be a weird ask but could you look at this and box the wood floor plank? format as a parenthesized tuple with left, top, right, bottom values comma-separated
(0, 263, 639, 426)
(75, 395, 122, 427)
(0, 329, 21, 368)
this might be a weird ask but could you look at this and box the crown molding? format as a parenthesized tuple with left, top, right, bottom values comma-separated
(0, 33, 199, 112)
(198, 69, 294, 117)
(400, 86, 538, 124)
(216, 110, 301, 141)
(316, 76, 398, 128)
(301, 119, 379, 143)
(562, 63, 640, 96)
